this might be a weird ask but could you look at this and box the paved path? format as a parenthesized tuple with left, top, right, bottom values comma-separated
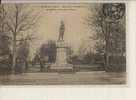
(0, 71, 126, 85)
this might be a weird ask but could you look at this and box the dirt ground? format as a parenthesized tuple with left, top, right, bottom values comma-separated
(0, 71, 126, 85)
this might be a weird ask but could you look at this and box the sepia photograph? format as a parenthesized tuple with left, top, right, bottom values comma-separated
(0, 3, 126, 85)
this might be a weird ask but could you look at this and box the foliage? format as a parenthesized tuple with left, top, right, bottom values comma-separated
(39, 40, 56, 63)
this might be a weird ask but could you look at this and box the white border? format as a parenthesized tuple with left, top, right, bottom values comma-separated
(0, 1, 136, 100)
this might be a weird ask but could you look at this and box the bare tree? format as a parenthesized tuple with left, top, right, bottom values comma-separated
(0, 5, 7, 33)
(87, 4, 125, 70)
(5, 4, 38, 73)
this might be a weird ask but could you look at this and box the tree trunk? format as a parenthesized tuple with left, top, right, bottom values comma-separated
(105, 22, 110, 68)
(25, 61, 28, 72)
(12, 35, 17, 74)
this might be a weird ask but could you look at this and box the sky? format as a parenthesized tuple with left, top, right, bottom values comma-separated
(17, 3, 97, 58)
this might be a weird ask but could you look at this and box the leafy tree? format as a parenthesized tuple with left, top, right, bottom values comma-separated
(32, 40, 56, 72)
(0, 5, 12, 75)
(0, 5, 11, 55)
(16, 39, 30, 72)
(39, 40, 56, 63)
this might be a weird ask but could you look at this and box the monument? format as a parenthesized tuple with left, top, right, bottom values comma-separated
(50, 21, 73, 71)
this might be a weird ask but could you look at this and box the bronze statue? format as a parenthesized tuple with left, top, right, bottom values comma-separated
(58, 21, 65, 41)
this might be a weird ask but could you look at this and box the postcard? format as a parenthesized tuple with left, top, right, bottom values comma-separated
(0, 2, 126, 85)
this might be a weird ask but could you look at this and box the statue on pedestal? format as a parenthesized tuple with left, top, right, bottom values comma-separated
(58, 21, 65, 41)
(50, 21, 73, 71)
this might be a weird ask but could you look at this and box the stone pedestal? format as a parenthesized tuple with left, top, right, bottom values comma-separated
(50, 41, 73, 71)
